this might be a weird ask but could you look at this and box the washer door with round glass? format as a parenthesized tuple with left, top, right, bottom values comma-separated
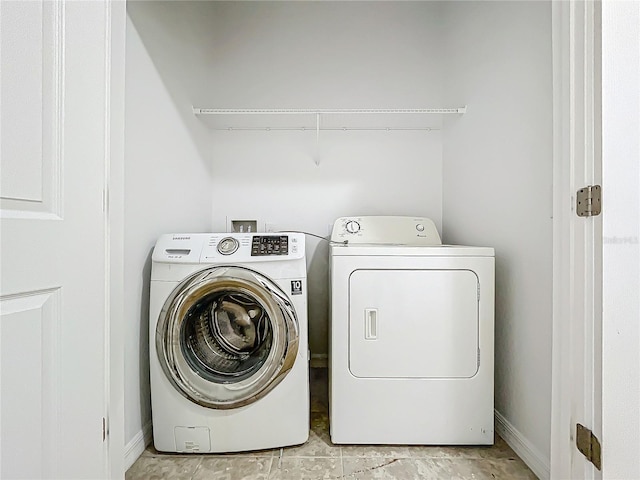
(156, 266, 299, 409)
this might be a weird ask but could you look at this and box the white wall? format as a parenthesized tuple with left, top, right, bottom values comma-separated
(197, 2, 445, 107)
(123, 13, 213, 454)
(441, 1, 553, 476)
(602, 2, 640, 477)
(204, 1, 446, 354)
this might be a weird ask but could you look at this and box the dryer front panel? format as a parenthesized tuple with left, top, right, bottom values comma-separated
(156, 266, 299, 409)
(348, 269, 479, 378)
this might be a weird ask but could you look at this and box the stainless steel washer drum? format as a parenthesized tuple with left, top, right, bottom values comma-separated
(156, 266, 299, 409)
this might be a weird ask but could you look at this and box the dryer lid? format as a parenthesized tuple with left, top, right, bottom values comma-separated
(330, 244, 495, 257)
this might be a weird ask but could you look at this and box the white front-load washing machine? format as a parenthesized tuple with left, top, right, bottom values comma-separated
(150, 232, 309, 453)
(329, 216, 495, 445)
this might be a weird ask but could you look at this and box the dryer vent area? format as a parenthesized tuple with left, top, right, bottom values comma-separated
(127, 367, 537, 480)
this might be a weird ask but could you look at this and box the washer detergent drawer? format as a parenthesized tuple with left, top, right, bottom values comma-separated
(348, 269, 479, 378)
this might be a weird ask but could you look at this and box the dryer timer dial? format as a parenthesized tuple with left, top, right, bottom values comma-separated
(345, 220, 361, 234)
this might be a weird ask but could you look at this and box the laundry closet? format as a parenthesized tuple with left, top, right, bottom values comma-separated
(123, 1, 552, 477)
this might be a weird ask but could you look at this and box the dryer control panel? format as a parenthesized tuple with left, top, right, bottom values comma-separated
(331, 216, 442, 245)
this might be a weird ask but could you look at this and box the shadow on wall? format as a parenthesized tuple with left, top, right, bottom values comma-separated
(306, 236, 330, 358)
(126, 2, 214, 175)
(138, 248, 154, 422)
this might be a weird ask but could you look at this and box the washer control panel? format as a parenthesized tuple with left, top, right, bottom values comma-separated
(251, 235, 289, 256)
(152, 232, 305, 264)
(331, 216, 442, 245)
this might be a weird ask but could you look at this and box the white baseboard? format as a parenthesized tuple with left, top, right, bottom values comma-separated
(124, 421, 153, 472)
(495, 410, 550, 480)
(310, 353, 328, 368)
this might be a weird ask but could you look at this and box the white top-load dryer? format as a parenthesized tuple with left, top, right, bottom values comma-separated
(329, 216, 495, 445)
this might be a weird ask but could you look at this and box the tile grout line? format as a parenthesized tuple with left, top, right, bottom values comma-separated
(266, 453, 275, 479)
(275, 446, 283, 477)
(188, 456, 204, 480)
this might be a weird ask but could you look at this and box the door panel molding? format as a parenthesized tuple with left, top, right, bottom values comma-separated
(0, 0, 64, 218)
(0, 288, 61, 478)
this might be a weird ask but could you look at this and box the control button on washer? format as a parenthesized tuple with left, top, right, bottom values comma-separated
(217, 237, 239, 255)
(416, 224, 425, 232)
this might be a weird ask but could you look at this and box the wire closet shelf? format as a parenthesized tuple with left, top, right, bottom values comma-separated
(192, 107, 467, 132)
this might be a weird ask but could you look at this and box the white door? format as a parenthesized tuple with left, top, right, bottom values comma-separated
(1, 2, 112, 478)
(601, 1, 640, 478)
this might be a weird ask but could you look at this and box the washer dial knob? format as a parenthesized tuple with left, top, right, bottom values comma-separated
(345, 220, 361, 234)
(217, 237, 239, 255)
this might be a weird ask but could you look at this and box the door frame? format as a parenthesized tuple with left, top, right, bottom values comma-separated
(105, 0, 126, 478)
(551, 1, 602, 478)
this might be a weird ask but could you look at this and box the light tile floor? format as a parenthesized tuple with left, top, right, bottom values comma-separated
(127, 369, 538, 480)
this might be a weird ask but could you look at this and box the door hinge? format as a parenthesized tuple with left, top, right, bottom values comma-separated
(102, 417, 107, 441)
(576, 423, 601, 470)
(576, 185, 601, 217)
